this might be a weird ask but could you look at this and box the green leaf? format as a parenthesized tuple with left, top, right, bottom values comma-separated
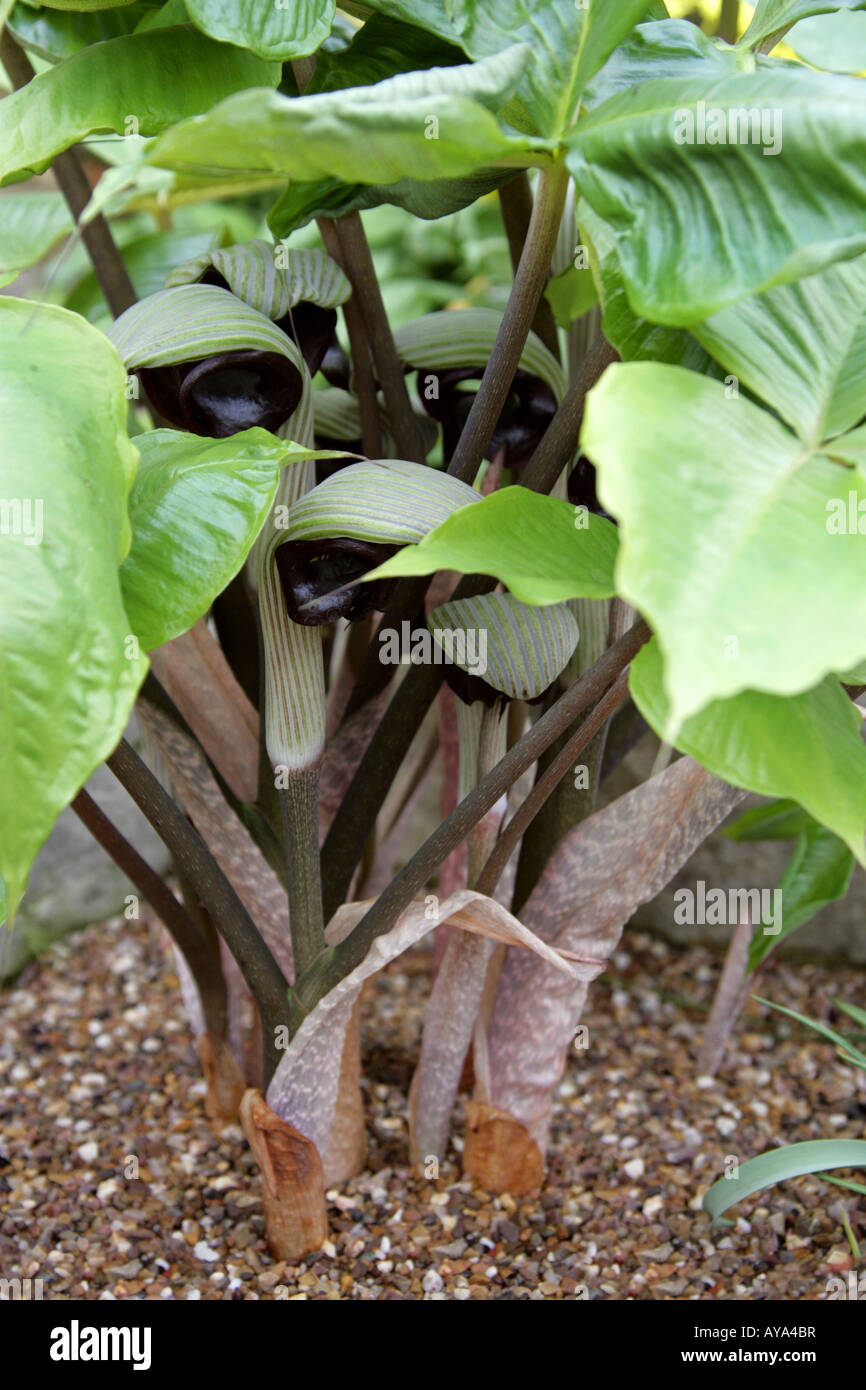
(0, 190, 72, 280)
(0, 26, 279, 186)
(359, 0, 460, 45)
(65, 228, 223, 322)
(753, 997, 866, 1068)
(724, 798, 813, 841)
(30, 0, 142, 10)
(0, 299, 146, 919)
(702, 1140, 866, 1224)
(119, 429, 328, 651)
(786, 8, 866, 70)
(7, 0, 159, 62)
(580, 202, 720, 373)
(268, 167, 513, 239)
(828, 422, 866, 472)
(445, 0, 651, 138)
(742, 0, 866, 51)
(185, 0, 334, 60)
(567, 69, 866, 326)
(282, 458, 480, 546)
(428, 591, 579, 700)
(585, 17, 751, 109)
(544, 262, 599, 328)
(365, 486, 619, 603)
(694, 254, 866, 443)
(146, 46, 548, 184)
(748, 823, 854, 969)
(629, 639, 866, 864)
(582, 363, 866, 725)
(309, 12, 464, 91)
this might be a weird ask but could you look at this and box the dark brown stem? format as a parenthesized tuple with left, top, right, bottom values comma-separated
(303, 620, 651, 1008)
(520, 335, 619, 494)
(446, 162, 568, 486)
(498, 172, 561, 362)
(0, 31, 137, 317)
(332, 212, 426, 462)
(475, 668, 631, 898)
(71, 787, 228, 1038)
(316, 216, 382, 458)
(106, 738, 290, 1084)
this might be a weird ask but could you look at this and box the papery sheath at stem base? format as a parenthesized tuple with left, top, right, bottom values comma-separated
(462, 1100, 545, 1197)
(240, 1089, 328, 1260)
(196, 1033, 246, 1126)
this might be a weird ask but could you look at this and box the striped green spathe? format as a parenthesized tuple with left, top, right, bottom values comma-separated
(282, 458, 481, 546)
(109, 283, 306, 371)
(166, 240, 350, 319)
(428, 592, 579, 702)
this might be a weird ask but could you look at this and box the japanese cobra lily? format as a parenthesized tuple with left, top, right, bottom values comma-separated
(166, 239, 352, 385)
(274, 458, 481, 627)
(393, 308, 566, 472)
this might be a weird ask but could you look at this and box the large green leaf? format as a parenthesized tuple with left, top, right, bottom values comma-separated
(748, 822, 854, 969)
(742, 0, 866, 50)
(65, 228, 223, 322)
(724, 798, 813, 841)
(268, 167, 512, 238)
(0, 190, 72, 281)
(694, 254, 866, 443)
(630, 640, 866, 864)
(0, 26, 279, 186)
(786, 8, 866, 69)
(34, 0, 141, 9)
(567, 68, 866, 326)
(185, 0, 334, 60)
(581, 201, 719, 373)
(146, 46, 548, 184)
(7, 0, 159, 61)
(703, 1140, 866, 1224)
(445, 0, 651, 138)
(0, 299, 146, 919)
(309, 11, 463, 90)
(583, 362, 866, 725)
(365, 486, 619, 603)
(120, 429, 329, 651)
(358, 0, 460, 45)
(585, 17, 751, 109)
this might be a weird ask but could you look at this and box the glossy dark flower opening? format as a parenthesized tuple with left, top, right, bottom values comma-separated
(419, 367, 557, 470)
(276, 537, 397, 626)
(567, 455, 616, 523)
(138, 350, 304, 438)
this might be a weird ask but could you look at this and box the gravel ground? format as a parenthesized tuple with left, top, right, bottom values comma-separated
(1, 911, 864, 1301)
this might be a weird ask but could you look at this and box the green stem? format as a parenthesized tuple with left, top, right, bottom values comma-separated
(333, 212, 426, 463)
